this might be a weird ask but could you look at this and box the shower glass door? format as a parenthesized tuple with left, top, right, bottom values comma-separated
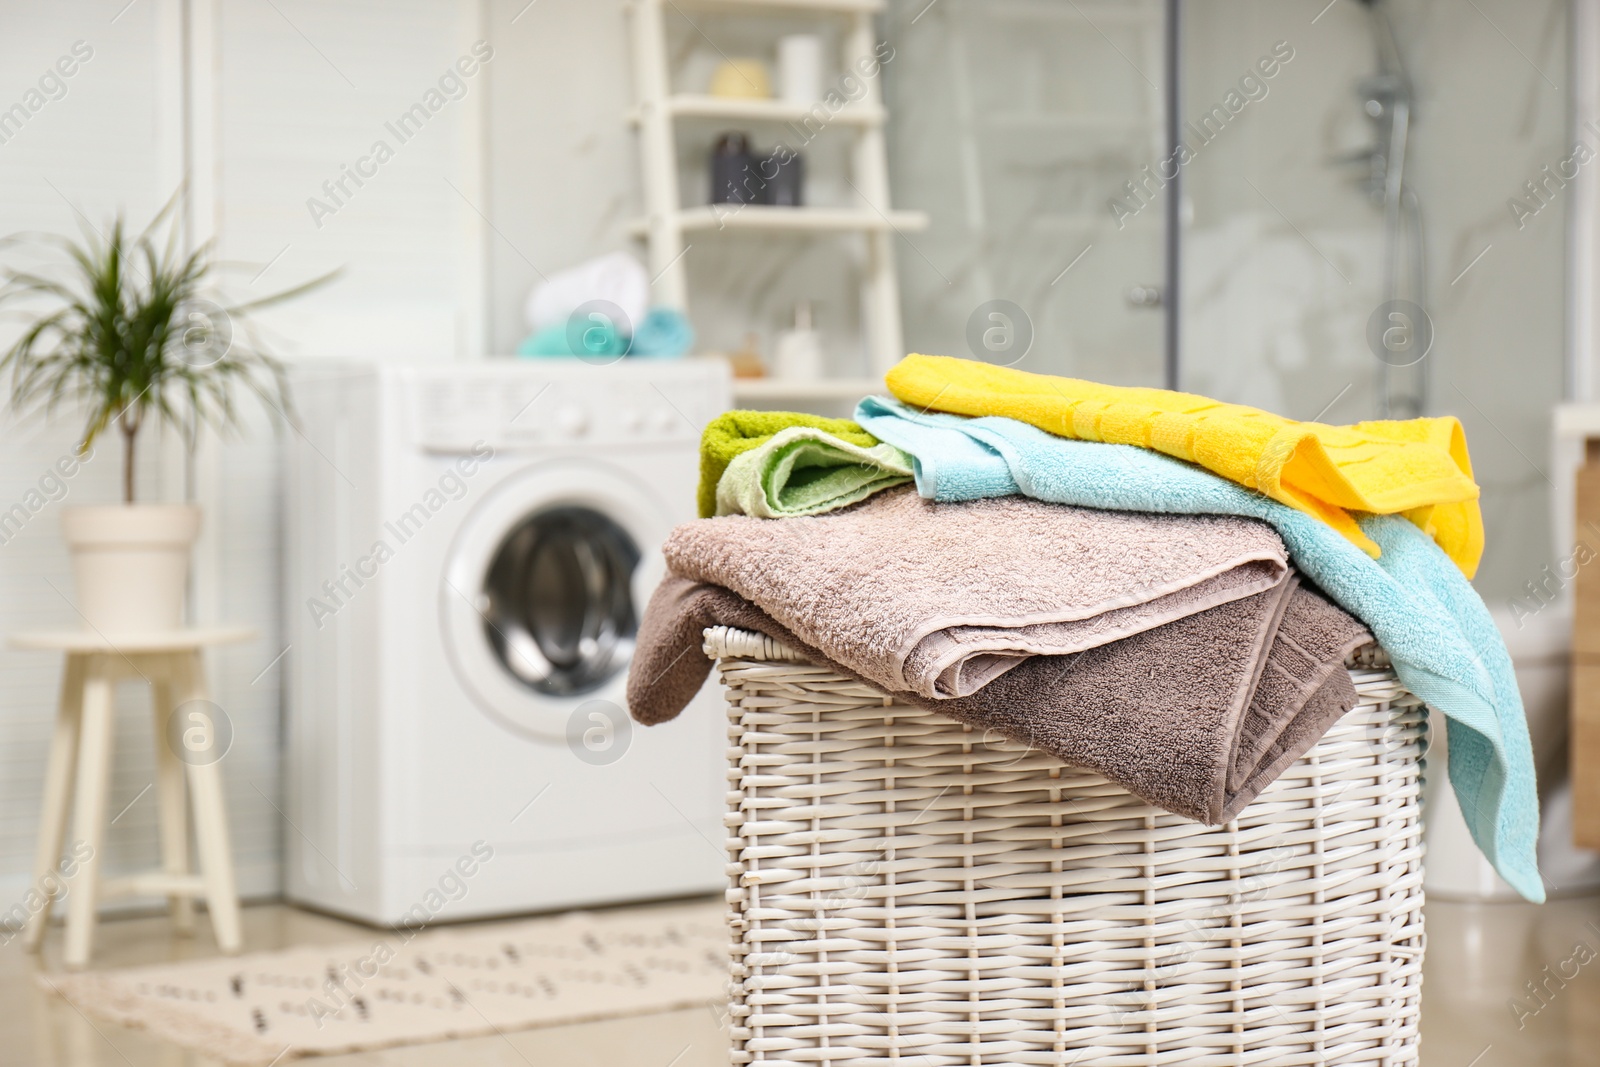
(884, 0, 1169, 386)
(885, 0, 1567, 602)
(1177, 0, 1568, 602)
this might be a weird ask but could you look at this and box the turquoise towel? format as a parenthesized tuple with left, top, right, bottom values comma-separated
(630, 307, 695, 358)
(517, 307, 692, 358)
(857, 395, 1543, 903)
(517, 318, 629, 357)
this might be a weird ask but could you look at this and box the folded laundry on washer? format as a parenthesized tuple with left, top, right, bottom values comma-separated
(517, 307, 695, 359)
(697, 410, 882, 518)
(630, 571, 1370, 825)
(524, 250, 651, 334)
(517, 319, 629, 358)
(887, 353, 1484, 577)
(715, 425, 913, 518)
(664, 487, 1289, 700)
(853, 395, 1543, 902)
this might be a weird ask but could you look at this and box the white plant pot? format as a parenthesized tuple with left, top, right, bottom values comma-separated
(61, 505, 201, 634)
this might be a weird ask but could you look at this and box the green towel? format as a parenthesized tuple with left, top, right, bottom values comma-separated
(716, 426, 914, 518)
(698, 410, 882, 518)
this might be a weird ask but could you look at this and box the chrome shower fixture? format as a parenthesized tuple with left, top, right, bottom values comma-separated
(1347, 0, 1428, 418)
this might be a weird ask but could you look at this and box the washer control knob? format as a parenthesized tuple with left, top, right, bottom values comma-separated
(617, 407, 642, 432)
(555, 405, 589, 437)
(650, 408, 679, 433)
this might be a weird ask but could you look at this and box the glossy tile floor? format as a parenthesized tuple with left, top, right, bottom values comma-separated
(4, 893, 1598, 1066)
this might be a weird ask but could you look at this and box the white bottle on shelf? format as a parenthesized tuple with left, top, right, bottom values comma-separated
(778, 34, 823, 107)
(774, 302, 823, 381)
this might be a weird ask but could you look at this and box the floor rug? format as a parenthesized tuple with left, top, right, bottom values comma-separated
(40, 900, 727, 1064)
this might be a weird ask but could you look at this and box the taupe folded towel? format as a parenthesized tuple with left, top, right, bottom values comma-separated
(629, 574, 1372, 824)
(664, 488, 1289, 699)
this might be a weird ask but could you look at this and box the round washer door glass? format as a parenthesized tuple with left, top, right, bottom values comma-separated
(480, 505, 640, 696)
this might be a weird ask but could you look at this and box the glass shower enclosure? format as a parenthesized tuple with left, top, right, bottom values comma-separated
(884, 0, 1567, 608)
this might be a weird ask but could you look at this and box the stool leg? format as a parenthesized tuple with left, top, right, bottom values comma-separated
(62, 660, 115, 969)
(22, 655, 87, 952)
(175, 651, 242, 954)
(151, 664, 195, 935)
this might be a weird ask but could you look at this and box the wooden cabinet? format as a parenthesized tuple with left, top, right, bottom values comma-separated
(1576, 441, 1600, 847)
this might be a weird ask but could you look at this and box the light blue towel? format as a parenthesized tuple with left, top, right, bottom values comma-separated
(517, 307, 694, 359)
(517, 319, 628, 358)
(857, 395, 1543, 902)
(630, 307, 695, 358)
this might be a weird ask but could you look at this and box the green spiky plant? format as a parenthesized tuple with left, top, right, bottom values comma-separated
(0, 199, 332, 502)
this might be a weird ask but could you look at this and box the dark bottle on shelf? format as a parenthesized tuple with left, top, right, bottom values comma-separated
(762, 148, 804, 207)
(710, 132, 761, 205)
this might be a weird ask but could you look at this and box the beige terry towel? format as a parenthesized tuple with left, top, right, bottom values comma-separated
(627, 573, 1372, 824)
(663, 487, 1289, 699)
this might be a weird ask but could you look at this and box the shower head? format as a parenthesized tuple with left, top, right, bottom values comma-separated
(1359, 0, 1408, 81)
(1347, 0, 1413, 208)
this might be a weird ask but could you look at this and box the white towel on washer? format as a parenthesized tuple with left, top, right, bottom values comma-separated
(524, 252, 650, 335)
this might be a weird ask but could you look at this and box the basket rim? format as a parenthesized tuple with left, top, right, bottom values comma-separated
(701, 625, 1389, 670)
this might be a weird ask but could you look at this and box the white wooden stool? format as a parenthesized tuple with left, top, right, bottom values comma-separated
(11, 627, 254, 968)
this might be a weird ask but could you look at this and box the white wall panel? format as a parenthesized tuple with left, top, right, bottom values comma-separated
(0, 0, 483, 919)
(211, 0, 486, 362)
(0, 2, 202, 911)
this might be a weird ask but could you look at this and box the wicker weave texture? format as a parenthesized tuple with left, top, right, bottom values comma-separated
(708, 627, 1426, 1066)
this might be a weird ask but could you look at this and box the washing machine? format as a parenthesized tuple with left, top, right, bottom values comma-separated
(283, 359, 730, 926)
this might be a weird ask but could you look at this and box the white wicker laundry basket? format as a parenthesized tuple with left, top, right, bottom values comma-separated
(705, 627, 1427, 1067)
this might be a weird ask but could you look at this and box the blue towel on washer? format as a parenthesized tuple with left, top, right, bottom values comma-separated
(629, 307, 695, 358)
(856, 394, 1543, 903)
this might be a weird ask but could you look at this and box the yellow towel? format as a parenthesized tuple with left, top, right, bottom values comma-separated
(886, 354, 1484, 577)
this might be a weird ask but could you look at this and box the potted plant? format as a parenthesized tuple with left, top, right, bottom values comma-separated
(0, 201, 329, 633)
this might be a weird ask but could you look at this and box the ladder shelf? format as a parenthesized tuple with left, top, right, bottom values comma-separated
(626, 0, 908, 374)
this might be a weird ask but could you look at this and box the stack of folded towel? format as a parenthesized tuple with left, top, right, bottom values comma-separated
(629, 353, 1543, 903)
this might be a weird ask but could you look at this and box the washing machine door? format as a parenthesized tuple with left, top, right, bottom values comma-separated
(440, 458, 672, 741)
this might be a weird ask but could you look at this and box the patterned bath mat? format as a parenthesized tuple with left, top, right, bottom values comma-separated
(40, 900, 727, 1064)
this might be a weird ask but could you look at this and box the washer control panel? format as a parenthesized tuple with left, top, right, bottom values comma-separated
(402, 363, 727, 453)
